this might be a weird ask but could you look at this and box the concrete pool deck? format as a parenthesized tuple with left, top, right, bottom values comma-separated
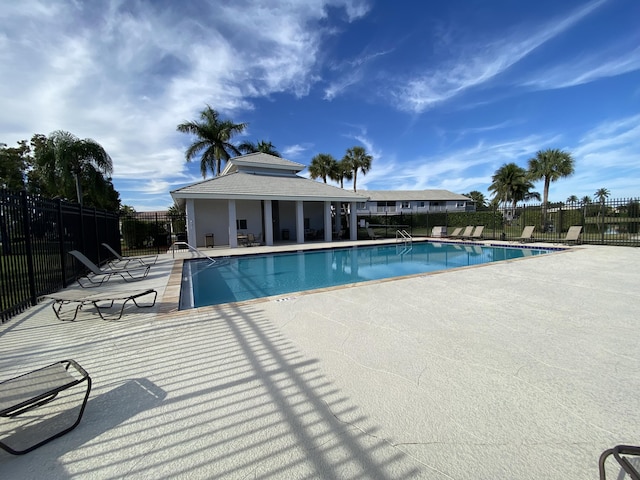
(1, 241, 638, 479)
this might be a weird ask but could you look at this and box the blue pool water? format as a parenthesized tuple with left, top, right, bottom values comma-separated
(180, 241, 553, 309)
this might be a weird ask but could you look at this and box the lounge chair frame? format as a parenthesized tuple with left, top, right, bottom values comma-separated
(44, 288, 158, 321)
(101, 243, 158, 267)
(69, 250, 150, 287)
(0, 360, 91, 455)
(599, 445, 640, 480)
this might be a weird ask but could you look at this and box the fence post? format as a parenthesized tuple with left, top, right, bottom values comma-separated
(56, 199, 68, 288)
(20, 191, 37, 307)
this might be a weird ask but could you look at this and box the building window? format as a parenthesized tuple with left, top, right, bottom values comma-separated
(456, 202, 465, 208)
(357, 202, 367, 210)
(419, 202, 426, 208)
(401, 201, 410, 209)
(304, 218, 310, 229)
(236, 219, 247, 230)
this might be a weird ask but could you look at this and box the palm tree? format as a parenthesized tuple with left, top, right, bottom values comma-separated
(238, 140, 281, 157)
(465, 190, 487, 209)
(566, 195, 579, 205)
(594, 187, 610, 204)
(308, 153, 338, 183)
(581, 195, 592, 205)
(527, 148, 575, 230)
(334, 158, 353, 188)
(594, 188, 610, 235)
(488, 163, 534, 213)
(177, 105, 247, 177)
(33, 130, 113, 206)
(342, 146, 372, 192)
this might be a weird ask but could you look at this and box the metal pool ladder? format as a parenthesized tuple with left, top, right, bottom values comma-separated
(396, 229, 413, 245)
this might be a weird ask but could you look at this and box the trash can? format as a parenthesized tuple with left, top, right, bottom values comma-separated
(205, 233, 214, 247)
(282, 229, 290, 240)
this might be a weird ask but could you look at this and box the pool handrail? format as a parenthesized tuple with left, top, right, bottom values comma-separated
(169, 242, 217, 265)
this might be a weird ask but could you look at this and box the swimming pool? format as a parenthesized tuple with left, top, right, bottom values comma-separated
(180, 241, 554, 309)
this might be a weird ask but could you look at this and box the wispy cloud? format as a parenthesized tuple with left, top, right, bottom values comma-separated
(390, 0, 607, 113)
(358, 134, 547, 193)
(522, 44, 640, 90)
(324, 49, 392, 100)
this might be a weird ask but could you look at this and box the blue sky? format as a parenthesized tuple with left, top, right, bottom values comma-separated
(1, 0, 639, 210)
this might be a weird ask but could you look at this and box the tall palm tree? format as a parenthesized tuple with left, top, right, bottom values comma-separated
(342, 146, 372, 192)
(33, 130, 113, 206)
(177, 105, 247, 177)
(581, 195, 592, 205)
(238, 140, 281, 157)
(527, 148, 575, 230)
(308, 153, 338, 183)
(566, 195, 579, 205)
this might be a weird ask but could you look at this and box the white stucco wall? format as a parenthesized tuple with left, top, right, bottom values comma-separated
(193, 199, 230, 247)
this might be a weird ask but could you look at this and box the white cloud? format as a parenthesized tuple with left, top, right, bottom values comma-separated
(523, 45, 640, 90)
(390, 0, 607, 113)
(0, 0, 366, 210)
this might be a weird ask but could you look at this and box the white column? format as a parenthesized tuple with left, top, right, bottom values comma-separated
(228, 199, 238, 248)
(264, 200, 274, 246)
(335, 202, 342, 238)
(324, 201, 332, 242)
(349, 202, 357, 240)
(186, 199, 196, 246)
(296, 200, 304, 243)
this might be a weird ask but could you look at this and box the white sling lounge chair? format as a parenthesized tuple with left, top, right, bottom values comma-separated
(562, 225, 582, 245)
(44, 288, 157, 321)
(515, 226, 535, 243)
(69, 250, 150, 287)
(367, 227, 381, 240)
(470, 225, 484, 239)
(459, 226, 474, 239)
(448, 227, 463, 238)
(101, 243, 158, 267)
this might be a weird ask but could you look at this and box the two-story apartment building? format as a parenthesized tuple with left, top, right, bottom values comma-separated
(356, 190, 474, 215)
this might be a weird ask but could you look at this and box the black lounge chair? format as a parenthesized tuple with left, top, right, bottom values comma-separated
(101, 243, 158, 267)
(0, 360, 91, 455)
(69, 250, 150, 287)
(44, 288, 158, 321)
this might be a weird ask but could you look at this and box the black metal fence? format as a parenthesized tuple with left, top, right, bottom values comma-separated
(359, 197, 640, 246)
(0, 189, 185, 323)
